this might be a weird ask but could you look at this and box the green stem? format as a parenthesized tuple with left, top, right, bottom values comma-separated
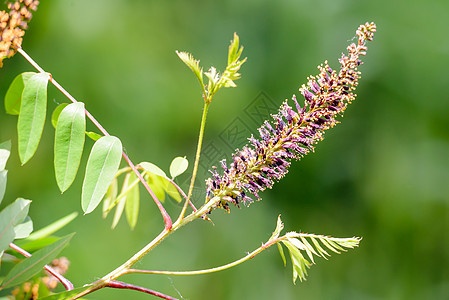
(176, 100, 211, 223)
(123, 238, 281, 276)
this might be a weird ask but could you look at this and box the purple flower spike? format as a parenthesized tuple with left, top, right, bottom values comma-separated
(205, 23, 376, 212)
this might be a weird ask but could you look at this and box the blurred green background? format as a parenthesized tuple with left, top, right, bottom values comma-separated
(1, 0, 449, 299)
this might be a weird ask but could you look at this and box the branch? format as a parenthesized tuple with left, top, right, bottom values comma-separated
(9, 243, 74, 291)
(107, 281, 178, 300)
(166, 177, 210, 222)
(16, 47, 172, 230)
(123, 238, 278, 276)
(175, 101, 210, 223)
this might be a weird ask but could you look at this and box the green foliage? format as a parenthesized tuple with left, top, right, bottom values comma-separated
(0, 170, 6, 206)
(0, 11, 376, 297)
(50, 103, 69, 128)
(0, 141, 11, 171)
(17, 72, 51, 165)
(0, 140, 11, 205)
(15, 211, 77, 253)
(103, 158, 188, 229)
(111, 176, 127, 229)
(222, 32, 246, 88)
(175, 51, 203, 89)
(111, 172, 140, 229)
(0, 198, 31, 253)
(169, 156, 188, 179)
(22, 212, 78, 243)
(139, 161, 166, 178)
(146, 172, 166, 202)
(177, 33, 246, 103)
(140, 161, 183, 203)
(85, 131, 102, 141)
(13, 217, 33, 239)
(282, 233, 361, 283)
(81, 136, 123, 214)
(0, 234, 74, 290)
(270, 216, 361, 283)
(102, 177, 117, 219)
(125, 172, 139, 230)
(0, 142, 77, 293)
(4, 72, 36, 115)
(54, 102, 86, 193)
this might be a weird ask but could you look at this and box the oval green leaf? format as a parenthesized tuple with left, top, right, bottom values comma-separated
(51, 103, 69, 128)
(17, 72, 51, 165)
(169, 156, 188, 179)
(4, 72, 36, 115)
(82, 136, 122, 214)
(0, 198, 31, 252)
(0, 233, 74, 290)
(125, 172, 140, 229)
(54, 102, 86, 193)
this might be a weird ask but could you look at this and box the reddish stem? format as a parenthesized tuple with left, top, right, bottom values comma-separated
(9, 243, 74, 291)
(166, 178, 197, 212)
(107, 280, 178, 300)
(123, 153, 172, 229)
(16, 47, 172, 230)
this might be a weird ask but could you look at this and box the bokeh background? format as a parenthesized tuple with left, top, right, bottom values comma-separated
(1, 0, 449, 299)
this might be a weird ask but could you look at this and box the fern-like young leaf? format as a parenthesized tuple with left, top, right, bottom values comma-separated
(175, 51, 204, 89)
(271, 216, 361, 283)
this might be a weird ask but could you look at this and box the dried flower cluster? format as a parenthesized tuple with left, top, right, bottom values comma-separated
(42, 257, 70, 290)
(205, 22, 376, 212)
(0, 0, 39, 67)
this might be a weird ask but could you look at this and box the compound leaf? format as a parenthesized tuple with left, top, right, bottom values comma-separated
(176, 51, 204, 87)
